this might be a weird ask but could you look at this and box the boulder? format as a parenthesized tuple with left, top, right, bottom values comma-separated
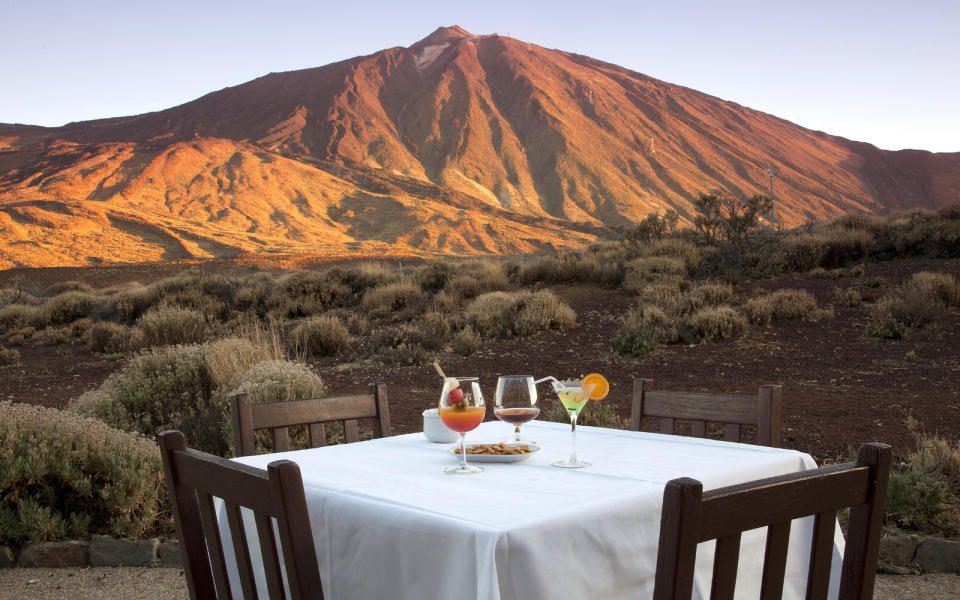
(0, 545, 15, 568)
(18, 541, 88, 567)
(89, 535, 159, 567)
(915, 538, 960, 574)
(157, 540, 182, 567)
(878, 533, 920, 569)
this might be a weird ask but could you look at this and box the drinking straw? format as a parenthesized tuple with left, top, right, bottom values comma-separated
(534, 376, 558, 384)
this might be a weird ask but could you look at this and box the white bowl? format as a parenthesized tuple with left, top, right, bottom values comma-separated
(422, 408, 460, 443)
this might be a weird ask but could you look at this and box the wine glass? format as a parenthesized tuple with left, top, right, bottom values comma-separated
(494, 375, 539, 444)
(550, 379, 597, 468)
(439, 377, 486, 475)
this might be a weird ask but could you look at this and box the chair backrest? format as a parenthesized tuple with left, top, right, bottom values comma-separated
(232, 382, 391, 457)
(654, 442, 891, 600)
(159, 430, 323, 600)
(632, 379, 783, 447)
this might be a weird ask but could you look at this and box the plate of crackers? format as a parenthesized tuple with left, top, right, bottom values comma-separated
(447, 442, 540, 463)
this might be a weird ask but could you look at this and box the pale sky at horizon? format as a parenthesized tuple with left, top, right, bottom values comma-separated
(2, 0, 958, 153)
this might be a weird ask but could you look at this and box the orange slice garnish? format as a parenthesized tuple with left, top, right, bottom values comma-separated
(582, 373, 609, 401)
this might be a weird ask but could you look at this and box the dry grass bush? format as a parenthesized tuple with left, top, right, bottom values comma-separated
(0, 304, 45, 333)
(361, 282, 427, 320)
(452, 326, 481, 356)
(886, 420, 960, 536)
(158, 287, 231, 323)
(34, 326, 71, 346)
(204, 333, 283, 388)
(0, 348, 19, 365)
(622, 257, 686, 293)
(42, 291, 98, 325)
(69, 318, 93, 338)
(86, 322, 142, 354)
(634, 282, 685, 314)
(70, 344, 227, 455)
(687, 306, 748, 342)
(266, 270, 352, 318)
(612, 306, 679, 357)
(832, 287, 863, 307)
(45, 280, 94, 296)
(909, 271, 960, 306)
(322, 309, 368, 335)
(674, 282, 734, 316)
(541, 399, 627, 429)
(868, 272, 958, 339)
(103, 283, 162, 324)
(746, 289, 819, 326)
(369, 324, 435, 366)
(290, 315, 350, 358)
(466, 290, 576, 338)
(0, 401, 167, 548)
(642, 238, 703, 275)
(412, 261, 456, 293)
(519, 250, 626, 287)
(136, 306, 208, 347)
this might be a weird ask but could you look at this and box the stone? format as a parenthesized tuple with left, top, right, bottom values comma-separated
(89, 535, 159, 567)
(0, 545, 15, 568)
(915, 538, 960, 573)
(157, 540, 182, 567)
(878, 533, 920, 567)
(18, 541, 88, 567)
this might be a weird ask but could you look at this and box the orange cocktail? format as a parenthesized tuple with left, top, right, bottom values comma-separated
(439, 406, 486, 433)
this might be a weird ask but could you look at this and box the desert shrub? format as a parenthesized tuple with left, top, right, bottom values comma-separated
(137, 306, 208, 347)
(541, 400, 627, 429)
(369, 324, 434, 365)
(412, 262, 456, 294)
(42, 291, 98, 325)
(469, 260, 510, 290)
(452, 326, 480, 356)
(634, 282, 684, 314)
(675, 282, 734, 316)
(86, 322, 142, 354)
(204, 333, 283, 388)
(0, 348, 19, 365)
(34, 326, 71, 346)
(0, 304, 44, 332)
(868, 272, 958, 339)
(832, 287, 863, 307)
(443, 276, 482, 305)
(361, 282, 426, 320)
(69, 344, 226, 455)
(868, 298, 912, 339)
(612, 306, 678, 356)
(466, 290, 576, 338)
(266, 270, 351, 318)
(746, 289, 819, 326)
(0, 402, 167, 548)
(622, 257, 686, 293)
(686, 306, 747, 342)
(45, 280, 95, 296)
(290, 315, 350, 358)
(908, 271, 959, 307)
(643, 238, 703, 276)
(69, 318, 93, 338)
(104, 284, 162, 324)
(519, 251, 625, 287)
(416, 312, 452, 349)
(886, 424, 960, 536)
(158, 287, 230, 323)
(0, 285, 32, 307)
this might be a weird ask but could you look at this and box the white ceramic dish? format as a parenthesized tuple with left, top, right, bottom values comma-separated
(447, 443, 541, 463)
(422, 408, 460, 443)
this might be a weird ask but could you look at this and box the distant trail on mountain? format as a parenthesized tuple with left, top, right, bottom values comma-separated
(1, 25, 957, 268)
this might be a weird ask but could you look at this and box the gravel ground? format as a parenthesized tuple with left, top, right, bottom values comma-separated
(0, 568, 957, 598)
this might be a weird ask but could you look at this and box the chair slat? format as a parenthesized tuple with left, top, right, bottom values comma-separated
(805, 512, 837, 600)
(254, 513, 285, 600)
(272, 427, 291, 453)
(724, 424, 741, 443)
(270, 461, 324, 600)
(710, 533, 741, 600)
(839, 444, 892, 600)
(225, 501, 258, 600)
(344, 420, 360, 444)
(760, 521, 792, 600)
(660, 417, 675, 435)
(690, 421, 706, 438)
(653, 478, 702, 600)
(250, 394, 377, 429)
(198, 491, 233, 600)
(308, 423, 327, 448)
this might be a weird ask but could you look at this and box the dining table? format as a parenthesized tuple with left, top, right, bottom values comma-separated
(220, 419, 845, 600)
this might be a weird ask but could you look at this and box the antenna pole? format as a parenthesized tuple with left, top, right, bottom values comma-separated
(766, 167, 778, 231)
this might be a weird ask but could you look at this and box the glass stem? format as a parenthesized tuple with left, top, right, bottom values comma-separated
(569, 411, 578, 463)
(459, 433, 468, 469)
(514, 425, 521, 442)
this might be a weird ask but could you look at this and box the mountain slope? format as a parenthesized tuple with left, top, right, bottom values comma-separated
(1, 26, 957, 268)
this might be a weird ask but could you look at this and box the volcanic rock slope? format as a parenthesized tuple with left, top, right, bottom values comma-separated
(1, 26, 957, 268)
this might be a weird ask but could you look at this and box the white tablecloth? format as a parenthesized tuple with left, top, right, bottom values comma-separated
(224, 420, 843, 600)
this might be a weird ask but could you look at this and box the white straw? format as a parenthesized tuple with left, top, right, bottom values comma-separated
(432, 360, 447, 379)
(534, 376, 558, 384)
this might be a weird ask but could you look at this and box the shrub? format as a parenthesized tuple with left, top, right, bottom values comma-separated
(42, 291, 98, 325)
(0, 402, 167, 548)
(611, 305, 680, 356)
(412, 262, 456, 293)
(868, 272, 957, 338)
(137, 306, 208, 347)
(886, 423, 960, 536)
(452, 326, 481, 356)
(622, 257, 686, 293)
(0, 304, 44, 333)
(518, 251, 625, 287)
(643, 238, 703, 276)
(686, 306, 747, 342)
(0, 348, 19, 365)
(104, 284, 161, 324)
(45, 280, 95, 296)
(369, 324, 435, 365)
(266, 270, 351, 318)
(69, 344, 226, 455)
(466, 290, 576, 338)
(746, 289, 819, 326)
(361, 282, 427, 320)
(34, 326, 71, 346)
(204, 333, 283, 388)
(832, 287, 862, 307)
(634, 282, 684, 314)
(290, 315, 350, 358)
(86, 322, 141, 354)
(541, 400, 627, 429)
(69, 318, 93, 338)
(675, 282, 734, 316)
(908, 271, 959, 307)
(868, 298, 912, 339)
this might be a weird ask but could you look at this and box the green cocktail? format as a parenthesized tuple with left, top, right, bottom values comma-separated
(550, 380, 596, 468)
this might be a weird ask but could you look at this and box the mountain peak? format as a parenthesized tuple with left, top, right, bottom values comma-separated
(415, 25, 472, 47)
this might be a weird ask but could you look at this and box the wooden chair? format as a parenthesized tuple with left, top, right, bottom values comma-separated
(231, 382, 391, 457)
(632, 379, 783, 447)
(158, 430, 324, 600)
(653, 442, 891, 600)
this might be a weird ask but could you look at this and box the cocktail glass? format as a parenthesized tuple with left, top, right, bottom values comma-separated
(494, 375, 539, 444)
(439, 377, 486, 475)
(550, 379, 597, 468)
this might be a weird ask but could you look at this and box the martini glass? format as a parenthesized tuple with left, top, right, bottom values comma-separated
(439, 377, 486, 475)
(494, 375, 539, 444)
(551, 379, 597, 468)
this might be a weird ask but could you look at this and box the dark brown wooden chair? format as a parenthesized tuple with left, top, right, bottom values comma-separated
(158, 430, 323, 600)
(654, 442, 891, 600)
(231, 382, 391, 457)
(632, 379, 783, 447)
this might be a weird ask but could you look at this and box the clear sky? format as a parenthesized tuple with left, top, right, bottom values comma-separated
(2, 0, 957, 152)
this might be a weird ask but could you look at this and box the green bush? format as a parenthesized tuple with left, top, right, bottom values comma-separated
(466, 290, 576, 338)
(886, 425, 960, 536)
(137, 306, 208, 347)
(0, 402, 167, 548)
(611, 306, 679, 357)
(361, 282, 427, 320)
(686, 306, 747, 342)
(290, 315, 350, 358)
(746, 289, 819, 326)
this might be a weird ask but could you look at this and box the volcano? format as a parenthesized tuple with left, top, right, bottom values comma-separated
(1, 26, 957, 268)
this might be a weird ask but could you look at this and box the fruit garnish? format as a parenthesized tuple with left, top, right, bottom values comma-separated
(582, 373, 609, 401)
(448, 388, 466, 408)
